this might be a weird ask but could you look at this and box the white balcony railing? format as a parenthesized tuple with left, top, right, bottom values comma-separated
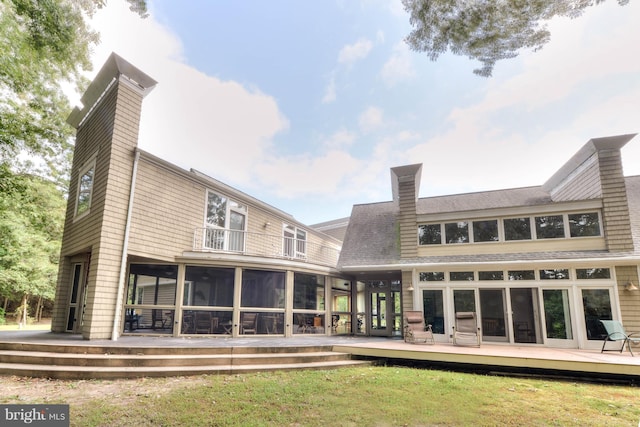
(193, 228, 340, 267)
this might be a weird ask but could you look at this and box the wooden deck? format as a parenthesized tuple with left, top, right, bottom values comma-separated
(1, 331, 639, 383)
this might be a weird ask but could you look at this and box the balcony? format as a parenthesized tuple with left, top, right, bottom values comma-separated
(193, 228, 340, 267)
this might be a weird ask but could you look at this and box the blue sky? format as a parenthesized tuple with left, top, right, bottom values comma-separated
(84, 0, 640, 225)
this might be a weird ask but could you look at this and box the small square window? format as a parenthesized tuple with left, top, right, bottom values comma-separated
(504, 218, 532, 241)
(473, 220, 498, 242)
(535, 215, 565, 239)
(569, 213, 601, 237)
(418, 224, 442, 245)
(445, 222, 469, 244)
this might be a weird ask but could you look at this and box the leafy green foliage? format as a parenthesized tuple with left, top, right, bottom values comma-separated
(0, 0, 147, 310)
(0, 165, 66, 302)
(403, 0, 629, 77)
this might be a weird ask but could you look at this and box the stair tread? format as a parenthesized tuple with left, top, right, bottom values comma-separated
(0, 359, 369, 372)
(0, 350, 348, 359)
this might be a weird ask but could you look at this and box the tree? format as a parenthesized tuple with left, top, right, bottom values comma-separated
(0, 0, 147, 187)
(402, 0, 629, 77)
(0, 164, 66, 323)
(0, 0, 147, 322)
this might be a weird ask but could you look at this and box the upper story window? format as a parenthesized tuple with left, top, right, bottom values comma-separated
(418, 224, 442, 245)
(569, 213, 601, 237)
(504, 217, 531, 241)
(445, 222, 469, 244)
(535, 215, 565, 239)
(419, 211, 601, 246)
(283, 224, 306, 258)
(473, 220, 498, 242)
(75, 159, 96, 218)
(205, 190, 246, 252)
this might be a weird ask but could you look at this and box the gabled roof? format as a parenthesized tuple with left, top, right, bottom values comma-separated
(338, 177, 640, 269)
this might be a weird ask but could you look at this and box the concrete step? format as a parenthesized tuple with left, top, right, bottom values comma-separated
(0, 350, 352, 368)
(0, 344, 371, 379)
(0, 359, 372, 380)
(0, 342, 334, 355)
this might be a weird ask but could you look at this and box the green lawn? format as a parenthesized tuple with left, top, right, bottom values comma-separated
(3, 366, 639, 426)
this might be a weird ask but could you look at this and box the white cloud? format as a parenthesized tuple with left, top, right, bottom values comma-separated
(338, 38, 373, 65)
(321, 75, 336, 104)
(88, 1, 289, 186)
(358, 106, 384, 133)
(380, 42, 415, 86)
(254, 150, 360, 198)
(323, 129, 356, 150)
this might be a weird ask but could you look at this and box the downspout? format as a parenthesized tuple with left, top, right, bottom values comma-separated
(112, 148, 140, 340)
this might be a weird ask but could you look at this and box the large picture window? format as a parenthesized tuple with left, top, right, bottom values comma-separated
(241, 269, 285, 309)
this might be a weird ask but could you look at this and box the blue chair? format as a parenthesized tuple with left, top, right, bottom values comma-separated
(600, 320, 640, 356)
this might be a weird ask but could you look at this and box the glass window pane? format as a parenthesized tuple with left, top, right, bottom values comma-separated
(576, 268, 611, 279)
(241, 269, 285, 308)
(535, 215, 565, 239)
(569, 213, 601, 237)
(543, 290, 573, 340)
(450, 271, 474, 281)
(418, 224, 441, 245)
(478, 271, 503, 281)
(206, 191, 227, 227)
(582, 289, 612, 340)
(422, 290, 445, 334)
(419, 272, 445, 282)
(453, 289, 476, 312)
(508, 270, 535, 280)
(540, 269, 570, 280)
(504, 217, 531, 241)
(473, 220, 498, 242)
(184, 266, 234, 307)
(76, 166, 94, 216)
(294, 273, 325, 310)
(445, 222, 469, 244)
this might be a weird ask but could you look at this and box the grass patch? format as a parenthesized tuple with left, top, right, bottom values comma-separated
(3, 366, 638, 426)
